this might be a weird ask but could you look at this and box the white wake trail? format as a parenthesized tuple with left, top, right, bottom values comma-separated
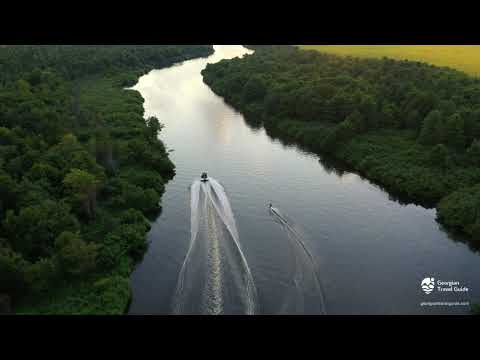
(270, 206, 327, 315)
(172, 178, 257, 314)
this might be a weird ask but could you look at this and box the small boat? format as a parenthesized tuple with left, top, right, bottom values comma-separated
(268, 202, 277, 215)
(201, 172, 209, 182)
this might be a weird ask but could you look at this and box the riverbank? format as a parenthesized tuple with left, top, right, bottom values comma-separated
(13, 74, 160, 314)
(201, 46, 480, 246)
(0, 45, 214, 314)
(123, 45, 480, 315)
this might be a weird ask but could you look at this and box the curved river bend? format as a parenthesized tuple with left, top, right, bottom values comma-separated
(129, 45, 480, 314)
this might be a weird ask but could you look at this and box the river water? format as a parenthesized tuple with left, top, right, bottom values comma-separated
(128, 45, 480, 314)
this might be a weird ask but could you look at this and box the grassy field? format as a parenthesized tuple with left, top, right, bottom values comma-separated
(299, 45, 480, 76)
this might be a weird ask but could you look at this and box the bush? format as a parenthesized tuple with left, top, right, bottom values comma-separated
(24, 257, 58, 294)
(429, 144, 449, 169)
(0, 45, 209, 313)
(120, 208, 150, 229)
(122, 185, 160, 213)
(98, 218, 149, 271)
(437, 184, 480, 235)
(467, 139, 480, 166)
(54, 231, 99, 278)
(3, 200, 79, 260)
(91, 276, 131, 314)
(0, 246, 28, 298)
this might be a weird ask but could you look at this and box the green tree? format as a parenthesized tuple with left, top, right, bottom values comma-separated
(0, 127, 15, 145)
(26, 162, 61, 191)
(242, 76, 267, 103)
(464, 109, 480, 144)
(404, 109, 421, 130)
(91, 127, 113, 170)
(3, 200, 79, 260)
(63, 168, 99, 220)
(117, 224, 148, 261)
(145, 116, 163, 140)
(467, 139, 480, 166)
(91, 276, 131, 315)
(358, 95, 379, 129)
(438, 99, 456, 117)
(429, 144, 450, 170)
(0, 45, 210, 313)
(0, 171, 17, 216)
(125, 139, 148, 164)
(443, 113, 465, 150)
(54, 231, 98, 278)
(344, 110, 366, 133)
(122, 185, 159, 213)
(0, 246, 28, 299)
(418, 110, 442, 145)
(120, 208, 150, 228)
(27, 68, 43, 86)
(404, 91, 436, 121)
(24, 257, 58, 294)
(380, 103, 401, 128)
(15, 79, 32, 97)
(437, 184, 480, 236)
(320, 119, 357, 153)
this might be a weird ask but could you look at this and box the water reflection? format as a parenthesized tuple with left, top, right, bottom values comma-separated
(129, 45, 480, 315)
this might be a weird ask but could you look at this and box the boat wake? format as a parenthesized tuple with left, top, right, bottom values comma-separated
(269, 206, 327, 314)
(172, 178, 257, 314)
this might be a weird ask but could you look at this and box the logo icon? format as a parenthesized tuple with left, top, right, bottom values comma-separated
(421, 277, 435, 294)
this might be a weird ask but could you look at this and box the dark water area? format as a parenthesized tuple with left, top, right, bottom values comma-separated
(128, 46, 480, 314)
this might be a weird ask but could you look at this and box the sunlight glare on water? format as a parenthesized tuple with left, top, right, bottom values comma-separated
(128, 45, 480, 315)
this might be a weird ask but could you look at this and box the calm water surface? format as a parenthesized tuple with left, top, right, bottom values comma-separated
(129, 45, 480, 314)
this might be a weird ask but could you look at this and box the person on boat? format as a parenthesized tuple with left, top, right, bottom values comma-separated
(201, 172, 208, 181)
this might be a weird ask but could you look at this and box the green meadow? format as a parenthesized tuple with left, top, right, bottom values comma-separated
(299, 45, 480, 76)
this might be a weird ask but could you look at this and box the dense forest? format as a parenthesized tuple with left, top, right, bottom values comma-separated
(0, 45, 213, 314)
(202, 46, 480, 244)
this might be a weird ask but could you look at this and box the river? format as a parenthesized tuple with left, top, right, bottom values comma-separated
(128, 45, 480, 315)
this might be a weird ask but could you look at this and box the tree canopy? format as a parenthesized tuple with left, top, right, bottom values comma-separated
(0, 45, 213, 314)
(203, 45, 480, 247)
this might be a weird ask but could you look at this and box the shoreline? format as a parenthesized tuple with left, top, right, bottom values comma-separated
(8, 46, 215, 314)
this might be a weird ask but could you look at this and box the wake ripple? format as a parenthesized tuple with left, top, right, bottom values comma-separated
(172, 178, 257, 314)
(269, 206, 327, 315)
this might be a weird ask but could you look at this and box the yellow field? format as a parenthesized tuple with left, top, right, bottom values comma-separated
(299, 45, 480, 76)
